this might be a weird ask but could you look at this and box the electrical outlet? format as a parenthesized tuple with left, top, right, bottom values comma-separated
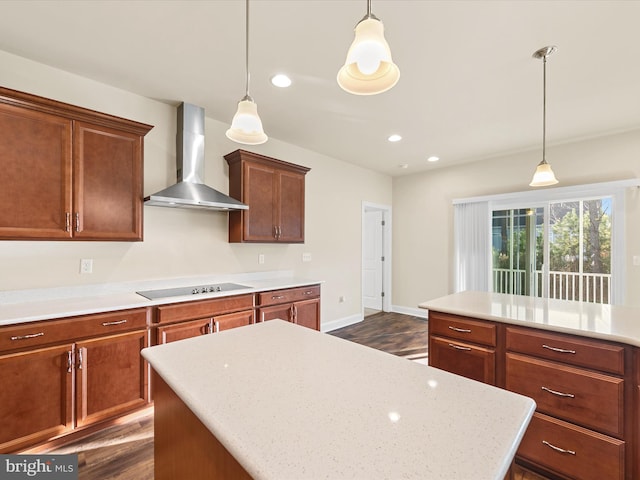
(302, 253, 312, 262)
(633, 255, 640, 266)
(258, 254, 265, 265)
(80, 259, 93, 274)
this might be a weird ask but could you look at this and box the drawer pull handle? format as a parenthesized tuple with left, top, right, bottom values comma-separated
(214, 320, 220, 333)
(67, 351, 73, 373)
(448, 326, 471, 333)
(271, 295, 285, 300)
(77, 349, 83, 370)
(541, 386, 575, 398)
(101, 319, 128, 326)
(303, 291, 314, 295)
(448, 343, 472, 351)
(542, 440, 576, 455)
(542, 344, 576, 354)
(10, 332, 44, 341)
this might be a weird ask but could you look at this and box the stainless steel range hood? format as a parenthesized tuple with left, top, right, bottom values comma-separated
(144, 103, 248, 211)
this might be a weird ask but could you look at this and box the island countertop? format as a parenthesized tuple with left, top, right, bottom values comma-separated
(141, 320, 535, 480)
(419, 290, 640, 347)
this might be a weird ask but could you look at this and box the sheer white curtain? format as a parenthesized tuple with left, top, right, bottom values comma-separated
(453, 201, 490, 292)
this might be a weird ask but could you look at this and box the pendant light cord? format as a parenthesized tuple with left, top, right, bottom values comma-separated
(245, 0, 251, 98)
(542, 53, 547, 164)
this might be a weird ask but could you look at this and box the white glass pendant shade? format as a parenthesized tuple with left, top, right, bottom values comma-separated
(225, 97, 268, 145)
(529, 161, 558, 187)
(337, 17, 400, 95)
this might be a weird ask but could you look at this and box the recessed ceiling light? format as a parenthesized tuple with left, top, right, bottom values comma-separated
(388, 134, 402, 142)
(398, 164, 409, 169)
(427, 156, 440, 162)
(271, 74, 292, 88)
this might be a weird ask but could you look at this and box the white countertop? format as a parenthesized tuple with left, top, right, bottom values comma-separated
(142, 320, 535, 480)
(419, 290, 640, 347)
(0, 271, 321, 326)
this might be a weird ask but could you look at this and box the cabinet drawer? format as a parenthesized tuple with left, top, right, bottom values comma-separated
(156, 294, 254, 324)
(257, 285, 320, 307)
(0, 308, 150, 352)
(506, 353, 624, 437)
(428, 311, 496, 347)
(429, 336, 496, 385)
(517, 412, 624, 480)
(213, 310, 255, 332)
(156, 318, 213, 345)
(506, 326, 624, 375)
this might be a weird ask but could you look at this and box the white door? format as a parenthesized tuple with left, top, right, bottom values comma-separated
(363, 210, 383, 310)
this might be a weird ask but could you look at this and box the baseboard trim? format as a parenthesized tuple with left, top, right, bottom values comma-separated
(391, 305, 428, 319)
(321, 313, 362, 332)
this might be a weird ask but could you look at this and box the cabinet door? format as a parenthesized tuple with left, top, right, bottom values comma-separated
(75, 330, 148, 427)
(0, 103, 72, 239)
(242, 161, 277, 241)
(429, 336, 496, 385)
(0, 344, 73, 453)
(156, 318, 212, 345)
(258, 304, 293, 323)
(213, 310, 254, 332)
(277, 169, 305, 243)
(293, 298, 320, 330)
(73, 121, 143, 240)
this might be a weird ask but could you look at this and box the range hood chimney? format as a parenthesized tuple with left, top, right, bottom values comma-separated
(144, 103, 248, 211)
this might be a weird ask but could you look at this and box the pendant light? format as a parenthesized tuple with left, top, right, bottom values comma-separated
(226, 0, 267, 145)
(529, 46, 558, 187)
(337, 0, 400, 95)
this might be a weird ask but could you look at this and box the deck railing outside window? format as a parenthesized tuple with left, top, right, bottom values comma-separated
(492, 268, 611, 304)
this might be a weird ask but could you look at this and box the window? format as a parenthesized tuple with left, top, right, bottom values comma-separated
(491, 198, 612, 303)
(453, 179, 635, 305)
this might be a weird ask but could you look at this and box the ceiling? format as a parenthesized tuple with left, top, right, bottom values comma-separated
(0, 1, 639, 176)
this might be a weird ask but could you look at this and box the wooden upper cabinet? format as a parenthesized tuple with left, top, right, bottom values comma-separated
(0, 103, 72, 239)
(225, 149, 310, 243)
(0, 86, 152, 241)
(73, 122, 143, 240)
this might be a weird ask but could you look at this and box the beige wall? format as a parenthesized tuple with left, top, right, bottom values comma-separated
(0, 50, 392, 326)
(393, 129, 640, 309)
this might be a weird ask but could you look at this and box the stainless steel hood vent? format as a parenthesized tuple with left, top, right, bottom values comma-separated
(144, 103, 248, 211)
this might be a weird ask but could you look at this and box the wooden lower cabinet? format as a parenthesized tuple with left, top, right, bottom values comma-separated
(429, 335, 496, 385)
(0, 308, 150, 453)
(154, 294, 255, 345)
(75, 331, 148, 427)
(0, 344, 73, 452)
(156, 310, 255, 345)
(257, 285, 321, 331)
(427, 310, 638, 480)
(428, 312, 497, 385)
(518, 413, 624, 480)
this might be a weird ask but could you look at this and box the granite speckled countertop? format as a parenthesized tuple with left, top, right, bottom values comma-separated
(0, 271, 321, 326)
(419, 290, 640, 347)
(142, 319, 536, 480)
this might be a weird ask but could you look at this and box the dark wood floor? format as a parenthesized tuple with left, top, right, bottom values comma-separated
(44, 312, 545, 480)
(328, 310, 429, 359)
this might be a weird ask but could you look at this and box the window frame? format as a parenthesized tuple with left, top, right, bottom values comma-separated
(453, 179, 637, 305)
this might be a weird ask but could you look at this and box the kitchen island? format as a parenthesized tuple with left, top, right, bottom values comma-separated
(142, 319, 535, 480)
(419, 291, 640, 480)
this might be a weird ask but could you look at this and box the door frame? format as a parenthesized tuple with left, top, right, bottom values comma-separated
(361, 201, 392, 316)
